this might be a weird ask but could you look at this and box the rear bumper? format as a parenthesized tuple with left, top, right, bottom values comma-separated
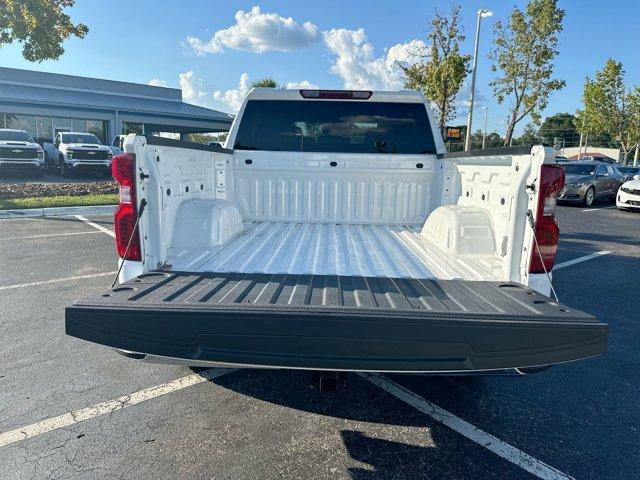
(65, 273, 608, 373)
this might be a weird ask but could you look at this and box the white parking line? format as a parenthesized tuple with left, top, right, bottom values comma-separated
(0, 368, 235, 448)
(0, 271, 117, 291)
(553, 251, 612, 271)
(74, 214, 115, 237)
(581, 206, 615, 212)
(361, 373, 574, 480)
(1, 230, 102, 241)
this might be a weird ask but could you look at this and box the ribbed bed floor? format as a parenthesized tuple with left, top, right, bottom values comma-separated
(169, 221, 504, 281)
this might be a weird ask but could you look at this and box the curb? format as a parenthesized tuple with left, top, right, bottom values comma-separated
(0, 204, 117, 218)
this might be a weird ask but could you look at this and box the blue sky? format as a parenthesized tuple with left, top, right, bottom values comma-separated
(1, 0, 639, 136)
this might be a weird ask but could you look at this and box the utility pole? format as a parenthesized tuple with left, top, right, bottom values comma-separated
(464, 9, 493, 151)
(481, 107, 488, 149)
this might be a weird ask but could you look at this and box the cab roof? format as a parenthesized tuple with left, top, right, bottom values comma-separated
(246, 88, 427, 103)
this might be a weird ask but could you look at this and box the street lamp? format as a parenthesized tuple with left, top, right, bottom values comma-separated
(464, 9, 493, 151)
(481, 106, 488, 150)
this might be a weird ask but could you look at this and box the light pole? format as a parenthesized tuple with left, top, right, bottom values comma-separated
(481, 106, 488, 149)
(464, 9, 493, 151)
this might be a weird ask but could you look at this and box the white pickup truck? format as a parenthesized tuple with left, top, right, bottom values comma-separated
(45, 132, 113, 177)
(66, 88, 607, 374)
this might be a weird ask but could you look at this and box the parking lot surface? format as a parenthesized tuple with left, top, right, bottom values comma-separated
(1, 205, 638, 479)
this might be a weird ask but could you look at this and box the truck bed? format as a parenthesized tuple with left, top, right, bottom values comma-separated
(66, 271, 607, 372)
(169, 221, 504, 281)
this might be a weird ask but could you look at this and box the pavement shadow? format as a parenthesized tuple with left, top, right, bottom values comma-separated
(194, 368, 489, 427)
(192, 369, 502, 479)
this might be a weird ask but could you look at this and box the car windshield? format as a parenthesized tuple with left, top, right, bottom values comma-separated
(618, 167, 640, 174)
(62, 133, 102, 144)
(563, 164, 596, 175)
(234, 100, 437, 154)
(0, 130, 34, 142)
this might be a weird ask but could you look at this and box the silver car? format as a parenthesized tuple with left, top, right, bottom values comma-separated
(558, 162, 625, 207)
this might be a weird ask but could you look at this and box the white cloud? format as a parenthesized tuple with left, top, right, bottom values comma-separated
(285, 80, 319, 89)
(187, 6, 320, 55)
(179, 71, 209, 106)
(323, 28, 425, 90)
(177, 71, 320, 114)
(148, 78, 167, 87)
(213, 73, 251, 112)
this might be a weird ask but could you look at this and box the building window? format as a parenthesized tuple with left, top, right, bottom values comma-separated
(85, 120, 107, 143)
(53, 117, 72, 136)
(5, 114, 37, 140)
(36, 116, 53, 144)
(123, 122, 143, 135)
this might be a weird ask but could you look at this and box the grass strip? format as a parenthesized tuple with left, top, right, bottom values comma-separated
(0, 193, 118, 210)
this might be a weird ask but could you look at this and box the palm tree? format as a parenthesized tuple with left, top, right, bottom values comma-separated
(251, 77, 279, 88)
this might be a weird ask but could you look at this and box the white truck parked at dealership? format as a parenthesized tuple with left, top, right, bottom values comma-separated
(44, 131, 113, 177)
(66, 88, 607, 374)
(0, 128, 45, 176)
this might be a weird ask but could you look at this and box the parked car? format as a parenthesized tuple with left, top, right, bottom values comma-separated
(66, 88, 607, 376)
(0, 128, 45, 176)
(617, 174, 640, 211)
(618, 166, 640, 181)
(579, 155, 618, 164)
(557, 161, 625, 206)
(44, 132, 113, 177)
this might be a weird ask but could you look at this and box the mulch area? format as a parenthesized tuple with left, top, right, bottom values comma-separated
(0, 182, 118, 200)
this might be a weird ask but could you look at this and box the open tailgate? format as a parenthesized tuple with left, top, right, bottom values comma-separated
(65, 272, 607, 372)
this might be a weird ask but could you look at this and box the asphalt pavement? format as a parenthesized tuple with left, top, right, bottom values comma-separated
(0, 204, 638, 480)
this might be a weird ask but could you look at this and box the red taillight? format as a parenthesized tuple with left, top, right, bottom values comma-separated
(529, 164, 565, 273)
(299, 89, 372, 100)
(112, 153, 141, 261)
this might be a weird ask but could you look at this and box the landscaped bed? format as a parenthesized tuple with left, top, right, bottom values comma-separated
(0, 181, 118, 210)
(0, 194, 118, 210)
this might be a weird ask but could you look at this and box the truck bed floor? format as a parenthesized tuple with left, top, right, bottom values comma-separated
(170, 222, 504, 281)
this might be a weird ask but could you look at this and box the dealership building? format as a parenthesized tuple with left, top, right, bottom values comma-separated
(0, 67, 233, 146)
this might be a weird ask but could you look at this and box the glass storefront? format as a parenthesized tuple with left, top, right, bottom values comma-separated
(123, 122, 143, 135)
(0, 114, 107, 144)
(53, 117, 72, 135)
(86, 120, 106, 142)
(5, 114, 37, 140)
(36, 116, 52, 144)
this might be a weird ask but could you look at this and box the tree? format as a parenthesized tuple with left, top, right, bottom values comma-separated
(188, 132, 228, 145)
(539, 113, 579, 147)
(251, 77, 279, 88)
(488, 0, 565, 146)
(399, 5, 471, 135)
(0, 0, 88, 62)
(512, 123, 540, 146)
(577, 59, 640, 164)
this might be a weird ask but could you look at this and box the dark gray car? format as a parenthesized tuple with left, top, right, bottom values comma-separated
(558, 162, 626, 206)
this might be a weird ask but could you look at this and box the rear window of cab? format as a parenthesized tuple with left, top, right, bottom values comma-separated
(234, 100, 437, 155)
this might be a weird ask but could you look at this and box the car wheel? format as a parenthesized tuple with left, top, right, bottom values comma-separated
(583, 186, 595, 207)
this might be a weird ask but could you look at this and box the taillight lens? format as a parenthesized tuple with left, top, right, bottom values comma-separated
(529, 164, 565, 273)
(112, 153, 141, 261)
